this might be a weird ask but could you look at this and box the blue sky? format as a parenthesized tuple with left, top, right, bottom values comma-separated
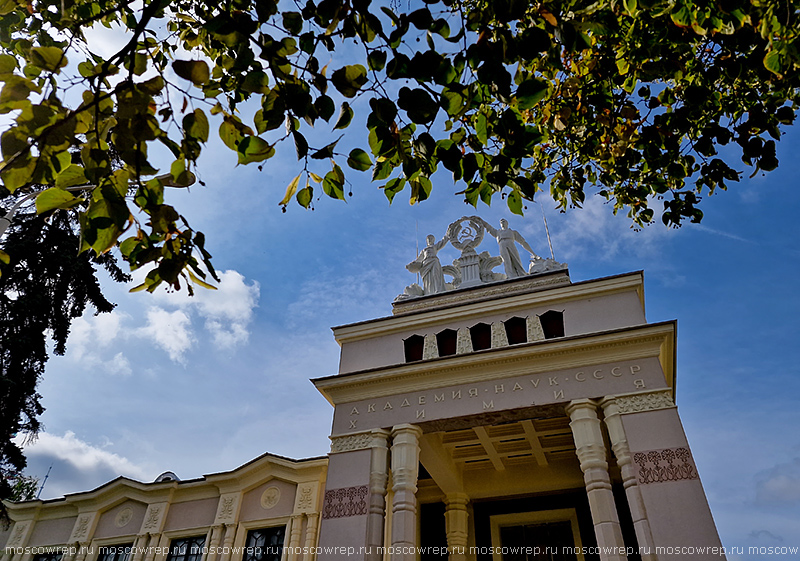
(13, 82, 800, 560)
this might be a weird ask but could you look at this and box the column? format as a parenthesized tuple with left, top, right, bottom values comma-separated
(565, 399, 626, 561)
(444, 494, 469, 561)
(131, 534, 150, 561)
(143, 534, 162, 561)
(302, 513, 320, 561)
(204, 527, 223, 561)
(218, 526, 236, 561)
(390, 424, 423, 561)
(366, 430, 391, 561)
(600, 397, 656, 561)
(288, 515, 304, 561)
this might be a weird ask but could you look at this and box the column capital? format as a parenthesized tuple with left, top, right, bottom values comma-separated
(565, 398, 598, 418)
(443, 493, 470, 507)
(391, 423, 423, 438)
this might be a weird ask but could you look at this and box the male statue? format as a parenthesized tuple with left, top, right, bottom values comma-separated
(480, 218, 539, 278)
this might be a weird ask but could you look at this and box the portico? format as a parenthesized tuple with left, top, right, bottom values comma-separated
(313, 269, 724, 561)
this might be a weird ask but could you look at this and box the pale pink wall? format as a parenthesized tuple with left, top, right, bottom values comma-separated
(316, 450, 373, 561)
(240, 480, 296, 522)
(338, 290, 646, 373)
(28, 517, 76, 546)
(621, 408, 724, 559)
(95, 500, 147, 539)
(164, 498, 217, 531)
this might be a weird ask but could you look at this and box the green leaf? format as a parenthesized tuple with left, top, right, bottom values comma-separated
(237, 136, 275, 164)
(0, 54, 16, 74)
(30, 47, 67, 73)
(331, 65, 368, 98)
(55, 164, 88, 189)
(35, 187, 82, 213)
(382, 177, 405, 203)
(409, 176, 432, 204)
(293, 131, 308, 159)
(184, 108, 209, 142)
(763, 50, 783, 75)
(219, 118, 242, 150)
(280, 173, 302, 205)
(347, 148, 372, 171)
(310, 137, 340, 160)
(397, 87, 438, 124)
(297, 185, 313, 208)
(323, 164, 346, 200)
(475, 113, 488, 144)
(368, 51, 387, 72)
(516, 78, 548, 110)
(507, 189, 523, 215)
(173, 60, 210, 85)
(333, 102, 354, 130)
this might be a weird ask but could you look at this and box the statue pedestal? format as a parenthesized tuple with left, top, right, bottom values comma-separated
(457, 251, 481, 288)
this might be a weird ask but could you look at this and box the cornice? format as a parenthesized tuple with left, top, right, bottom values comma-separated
(315, 321, 675, 404)
(332, 272, 645, 345)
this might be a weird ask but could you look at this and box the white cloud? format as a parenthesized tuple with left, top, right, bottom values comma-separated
(19, 431, 150, 498)
(67, 311, 126, 361)
(540, 194, 673, 262)
(138, 307, 194, 363)
(286, 268, 390, 329)
(22, 431, 145, 477)
(149, 269, 260, 349)
(755, 457, 800, 505)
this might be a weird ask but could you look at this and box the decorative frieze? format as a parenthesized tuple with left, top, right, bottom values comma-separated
(322, 485, 369, 519)
(634, 447, 699, 485)
(330, 432, 373, 453)
(615, 390, 674, 414)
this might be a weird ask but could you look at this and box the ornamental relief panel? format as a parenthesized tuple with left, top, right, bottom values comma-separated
(633, 447, 699, 485)
(214, 493, 240, 524)
(69, 513, 95, 542)
(7, 521, 31, 547)
(615, 389, 674, 414)
(322, 485, 368, 519)
(140, 503, 168, 533)
(294, 482, 318, 514)
(330, 433, 372, 453)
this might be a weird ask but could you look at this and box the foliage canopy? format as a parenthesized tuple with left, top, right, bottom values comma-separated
(1, 0, 799, 291)
(1, 0, 799, 509)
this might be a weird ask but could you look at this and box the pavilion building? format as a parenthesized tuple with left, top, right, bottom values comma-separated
(1, 219, 726, 561)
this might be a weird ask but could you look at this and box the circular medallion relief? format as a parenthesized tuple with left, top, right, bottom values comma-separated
(115, 507, 133, 528)
(260, 486, 281, 510)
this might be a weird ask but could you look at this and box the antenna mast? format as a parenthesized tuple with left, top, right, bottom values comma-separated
(37, 463, 53, 499)
(538, 202, 555, 260)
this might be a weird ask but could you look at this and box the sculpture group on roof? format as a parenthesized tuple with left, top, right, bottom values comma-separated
(398, 216, 567, 300)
